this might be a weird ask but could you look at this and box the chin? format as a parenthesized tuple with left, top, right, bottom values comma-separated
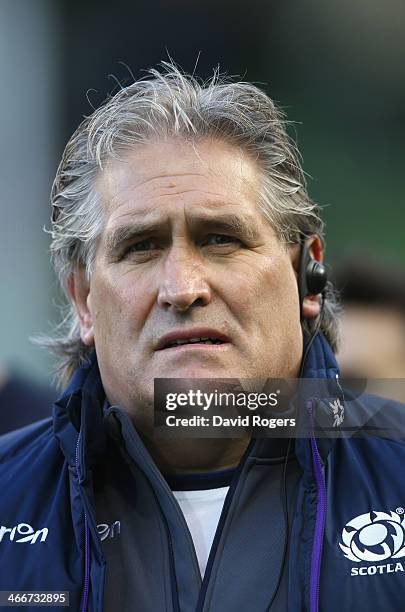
(162, 366, 226, 379)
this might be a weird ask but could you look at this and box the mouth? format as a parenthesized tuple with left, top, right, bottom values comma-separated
(163, 337, 226, 350)
(156, 329, 230, 351)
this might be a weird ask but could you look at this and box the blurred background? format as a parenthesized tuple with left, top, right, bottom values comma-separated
(1, 0, 404, 391)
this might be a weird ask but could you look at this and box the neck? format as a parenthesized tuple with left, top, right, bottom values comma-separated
(104, 389, 251, 474)
(140, 434, 251, 475)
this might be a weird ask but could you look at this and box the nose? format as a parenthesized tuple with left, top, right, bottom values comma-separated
(157, 247, 212, 312)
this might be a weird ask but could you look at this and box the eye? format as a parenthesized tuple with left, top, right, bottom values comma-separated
(126, 238, 158, 253)
(123, 238, 160, 256)
(204, 234, 242, 246)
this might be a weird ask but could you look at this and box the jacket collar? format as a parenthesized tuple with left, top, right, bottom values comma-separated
(301, 332, 339, 380)
(53, 333, 340, 470)
(250, 332, 340, 461)
(53, 352, 107, 473)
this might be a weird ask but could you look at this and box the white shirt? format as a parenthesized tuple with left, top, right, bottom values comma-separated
(173, 486, 229, 577)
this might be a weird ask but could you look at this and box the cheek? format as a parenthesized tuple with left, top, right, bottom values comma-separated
(274, 270, 300, 313)
(90, 273, 152, 342)
(225, 255, 299, 320)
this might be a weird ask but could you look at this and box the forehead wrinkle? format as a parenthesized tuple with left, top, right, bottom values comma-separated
(97, 141, 261, 221)
(185, 209, 261, 241)
(103, 179, 251, 221)
(107, 199, 255, 228)
(114, 171, 210, 196)
(103, 206, 263, 258)
(99, 172, 221, 218)
(97, 141, 266, 244)
(101, 162, 208, 191)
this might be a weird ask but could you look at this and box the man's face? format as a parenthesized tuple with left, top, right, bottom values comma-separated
(74, 138, 303, 420)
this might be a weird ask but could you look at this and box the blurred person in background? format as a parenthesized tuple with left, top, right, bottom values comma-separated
(0, 363, 54, 434)
(1, 64, 405, 612)
(335, 257, 405, 400)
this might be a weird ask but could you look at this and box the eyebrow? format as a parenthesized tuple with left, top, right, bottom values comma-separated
(103, 212, 261, 258)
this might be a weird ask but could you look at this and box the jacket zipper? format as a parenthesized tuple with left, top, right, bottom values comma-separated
(76, 433, 90, 612)
(307, 400, 327, 612)
(147, 481, 181, 612)
(195, 440, 254, 612)
(162, 503, 180, 612)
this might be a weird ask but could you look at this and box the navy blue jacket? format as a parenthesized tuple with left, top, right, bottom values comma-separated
(1, 333, 405, 611)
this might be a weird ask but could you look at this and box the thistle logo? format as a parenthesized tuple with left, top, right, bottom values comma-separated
(339, 509, 405, 573)
(329, 398, 344, 427)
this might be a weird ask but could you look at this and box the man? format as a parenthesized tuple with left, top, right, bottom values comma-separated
(335, 256, 405, 380)
(1, 64, 404, 612)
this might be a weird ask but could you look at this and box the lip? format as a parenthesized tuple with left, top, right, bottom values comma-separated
(155, 327, 230, 351)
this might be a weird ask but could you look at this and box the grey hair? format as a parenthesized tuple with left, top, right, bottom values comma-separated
(43, 62, 341, 387)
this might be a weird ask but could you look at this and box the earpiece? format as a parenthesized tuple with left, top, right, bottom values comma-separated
(298, 240, 328, 318)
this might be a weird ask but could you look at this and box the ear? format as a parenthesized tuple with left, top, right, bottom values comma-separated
(302, 235, 324, 321)
(67, 267, 95, 347)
